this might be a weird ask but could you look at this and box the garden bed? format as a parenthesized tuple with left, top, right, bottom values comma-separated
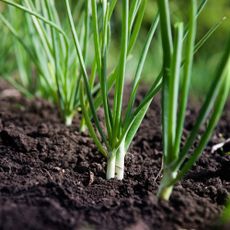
(0, 80, 229, 230)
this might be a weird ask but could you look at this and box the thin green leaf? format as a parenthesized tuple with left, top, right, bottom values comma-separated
(80, 82, 108, 158)
(65, 0, 109, 148)
(174, 0, 197, 163)
(124, 14, 159, 126)
(194, 16, 227, 54)
(128, 0, 147, 54)
(167, 22, 184, 162)
(113, 0, 129, 145)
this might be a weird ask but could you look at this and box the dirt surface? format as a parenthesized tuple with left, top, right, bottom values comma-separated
(0, 81, 229, 230)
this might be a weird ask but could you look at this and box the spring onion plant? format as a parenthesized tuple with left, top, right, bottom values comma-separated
(0, 0, 90, 125)
(66, 0, 221, 179)
(65, 0, 162, 179)
(157, 0, 230, 200)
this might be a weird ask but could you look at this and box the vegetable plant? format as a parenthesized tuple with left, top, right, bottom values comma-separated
(157, 0, 230, 200)
(0, 0, 90, 125)
(65, 0, 162, 179)
(65, 0, 223, 180)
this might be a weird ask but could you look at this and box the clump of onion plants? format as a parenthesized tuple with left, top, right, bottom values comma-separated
(157, 0, 230, 200)
(65, 0, 161, 179)
(0, 0, 90, 126)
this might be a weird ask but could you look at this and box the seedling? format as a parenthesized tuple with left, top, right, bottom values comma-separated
(66, 0, 224, 180)
(157, 0, 230, 200)
(0, 0, 90, 125)
(66, 0, 161, 179)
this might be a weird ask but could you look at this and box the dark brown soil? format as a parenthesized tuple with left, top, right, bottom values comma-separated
(0, 81, 229, 230)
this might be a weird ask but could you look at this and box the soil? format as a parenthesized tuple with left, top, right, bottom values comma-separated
(0, 80, 229, 230)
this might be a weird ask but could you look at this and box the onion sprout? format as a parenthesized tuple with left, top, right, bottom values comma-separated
(0, 0, 90, 126)
(157, 0, 230, 200)
(66, 0, 161, 179)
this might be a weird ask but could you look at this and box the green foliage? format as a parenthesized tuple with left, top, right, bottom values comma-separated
(0, 1, 229, 200)
(157, 0, 230, 200)
(123, 0, 230, 92)
(0, 9, 14, 75)
(66, 0, 161, 179)
(0, 0, 91, 125)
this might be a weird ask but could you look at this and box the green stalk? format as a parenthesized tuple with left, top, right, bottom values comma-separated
(113, 0, 129, 145)
(44, 0, 64, 123)
(157, 169, 177, 200)
(158, 22, 184, 200)
(174, 0, 197, 159)
(80, 0, 90, 132)
(115, 139, 126, 180)
(167, 22, 184, 162)
(91, 0, 102, 74)
(101, 2, 112, 140)
(106, 151, 116, 179)
(157, 0, 173, 165)
(65, 0, 109, 148)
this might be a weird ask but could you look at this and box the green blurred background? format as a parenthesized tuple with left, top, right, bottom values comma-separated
(0, 0, 230, 96)
(118, 0, 230, 96)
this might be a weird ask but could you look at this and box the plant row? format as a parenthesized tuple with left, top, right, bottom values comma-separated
(0, 0, 229, 201)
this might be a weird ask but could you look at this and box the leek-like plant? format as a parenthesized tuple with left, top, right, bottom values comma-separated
(65, 0, 161, 179)
(0, 0, 90, 126)
(157, 0, 230, 200)
(66, 0, 222, 180)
